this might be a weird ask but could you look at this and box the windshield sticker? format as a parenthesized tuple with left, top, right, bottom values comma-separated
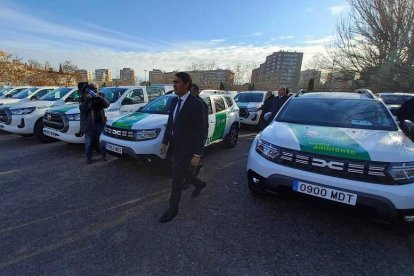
(112, 112, 150, 129)
(289, 124, 371, 161)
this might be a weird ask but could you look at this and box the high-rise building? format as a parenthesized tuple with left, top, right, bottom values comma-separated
(251, 51, 303, 90)
(76, 69, 92, 82)
(299, 69, 321, 89)
(120, 68, 136, 86)
(95, 69, 112, 85)
(149, 69, 235, 90)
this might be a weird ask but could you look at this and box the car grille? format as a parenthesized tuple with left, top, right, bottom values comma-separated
(260, 144, 392, 184)
(43, 112, 67, 132)
(0, 108, 11, 125)
(104, 125, 135, 141)
(239, 108, 249, 118)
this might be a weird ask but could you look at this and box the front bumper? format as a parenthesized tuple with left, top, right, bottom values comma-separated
(43, 121, 84, 144)
(247, 139, 414, 224)
(239, 111, 262, 125)
(100, 133, 167, 161)
(0, 114, 39, 134)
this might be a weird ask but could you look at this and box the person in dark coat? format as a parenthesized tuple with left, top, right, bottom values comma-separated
(397, 97, 414, 123)
(79, 82, 110, 164)
(159, 72, 207, 223)
(191, 84, 209, 141)
(258, 91, 275, 130)
(272, 86, 289, 118)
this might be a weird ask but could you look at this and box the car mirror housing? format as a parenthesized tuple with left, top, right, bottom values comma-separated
(264, 112, 273, 122)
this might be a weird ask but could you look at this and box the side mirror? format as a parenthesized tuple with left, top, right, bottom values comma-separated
(403, 120, 414, 134)
(264, 112, 273, 122)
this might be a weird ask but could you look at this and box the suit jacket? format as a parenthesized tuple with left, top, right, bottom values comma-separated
(162, 94, 206, 157)
(272, 95, 289, 117)
(196, 95, 209, 140)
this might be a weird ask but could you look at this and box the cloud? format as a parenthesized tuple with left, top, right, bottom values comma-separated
(329, 5, 348, 15)
(302, 36, 333, 44)
(252, 32, 263, 37)
(278, 35, 295, 40)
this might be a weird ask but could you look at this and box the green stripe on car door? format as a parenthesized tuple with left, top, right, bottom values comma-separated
(211, 111, 227, 142)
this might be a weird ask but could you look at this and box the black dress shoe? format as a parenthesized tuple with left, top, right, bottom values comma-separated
(86, 159, 93, 165)
(159, 209, 178, 223)
(192, 181, 207, 197)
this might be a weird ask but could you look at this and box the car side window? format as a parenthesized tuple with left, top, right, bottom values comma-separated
(224, 96, 233, 107)
(213, 96, 226, 113)
(146, 87, 163, 101)
(123, 89, 144, 105)
(203, 97, 213, 115)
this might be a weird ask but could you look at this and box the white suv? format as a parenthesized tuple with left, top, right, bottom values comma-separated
(43, 86, 165, 144)
(0, 86, 57, 106)
(247, 92, 414, 228)
(234, 91, 267, 126)
(100, 93, 240, 164)
(0, 87, 79, 142)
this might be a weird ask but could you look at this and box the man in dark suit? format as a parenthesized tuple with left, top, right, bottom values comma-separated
(272, 86, 289, 118)
(159, 72, 207, 223)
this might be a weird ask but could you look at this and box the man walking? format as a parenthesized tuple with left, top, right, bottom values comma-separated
(272, 86, 289, 118)
(79, 82, 110, 164)
(159, 73, 207, 223)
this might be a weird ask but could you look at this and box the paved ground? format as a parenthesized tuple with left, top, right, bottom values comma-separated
(0, 129, 413, 275)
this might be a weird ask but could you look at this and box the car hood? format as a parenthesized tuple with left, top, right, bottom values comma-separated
(47, 103, 79, 114)
(0, 98, 23, 105)
(108, 112, 168, 130)
(236, 102, 262, 109)
(7, 100, 57, 110)
(261, 122, 414, 162)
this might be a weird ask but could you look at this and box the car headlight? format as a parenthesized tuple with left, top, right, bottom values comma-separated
(388, 162, 414, 183)
(247, 107, 259, 112)
(10, 107, 36, 115)
(256, 138, 280, 160)
(66, 113, 80, 121)
(134, 128, 161, 141)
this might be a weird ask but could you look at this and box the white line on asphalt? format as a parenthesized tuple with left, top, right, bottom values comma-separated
(0, 170, 21, 176)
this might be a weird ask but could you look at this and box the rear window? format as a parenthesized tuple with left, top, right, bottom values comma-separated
(224, 96, 234, 107)
(276, 99, 397, 131)
(213, 96, 226, 113)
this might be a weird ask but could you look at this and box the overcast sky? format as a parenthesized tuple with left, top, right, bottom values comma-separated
(0, 0, 349, 80)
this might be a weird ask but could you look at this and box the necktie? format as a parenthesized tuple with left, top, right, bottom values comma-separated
(174, 99, 182, 122)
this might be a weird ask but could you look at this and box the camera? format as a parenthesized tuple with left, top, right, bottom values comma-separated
(78, 82, 97, 97)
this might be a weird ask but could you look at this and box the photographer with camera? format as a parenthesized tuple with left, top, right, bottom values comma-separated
(79, 82, 110, 164)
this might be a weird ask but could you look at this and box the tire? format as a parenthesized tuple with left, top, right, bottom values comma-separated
(224, 124, 239, 148)
(34, 119, 57, 143)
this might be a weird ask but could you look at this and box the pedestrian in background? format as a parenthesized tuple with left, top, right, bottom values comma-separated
(272, 86, 289, 118)
(79, 82, 110, 164)
(159, 73, 207, 223)
(258, 90, 275, 130)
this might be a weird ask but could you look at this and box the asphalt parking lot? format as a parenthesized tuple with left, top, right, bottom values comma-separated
(0, 129, 413, 275)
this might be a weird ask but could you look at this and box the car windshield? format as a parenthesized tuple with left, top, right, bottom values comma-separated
(380, 94, 413, 105)
(0, 87, 12, 97)
(234, 93, 264, 103)
(140, 95, 176, 114)
(276, 99, 398, 131)
(99, 87, 128, 103)
(12, 87, 38, 99)
(5, 88, 28, 97)
(40, 88, 73, 101)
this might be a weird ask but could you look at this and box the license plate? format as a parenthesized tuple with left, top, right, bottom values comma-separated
(43, 128, 54, 136)
(105, 143, 123, 154)
(292, 181, 357, 206)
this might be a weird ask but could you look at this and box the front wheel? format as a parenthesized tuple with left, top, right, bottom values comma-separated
(224, 124, 239, 148)
(34, 119, 57, 143)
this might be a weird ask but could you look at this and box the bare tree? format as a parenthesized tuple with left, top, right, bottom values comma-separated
(332, 0, 414, 92)
(232, 63, 257, 85)
(61, 61, 79, 86)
